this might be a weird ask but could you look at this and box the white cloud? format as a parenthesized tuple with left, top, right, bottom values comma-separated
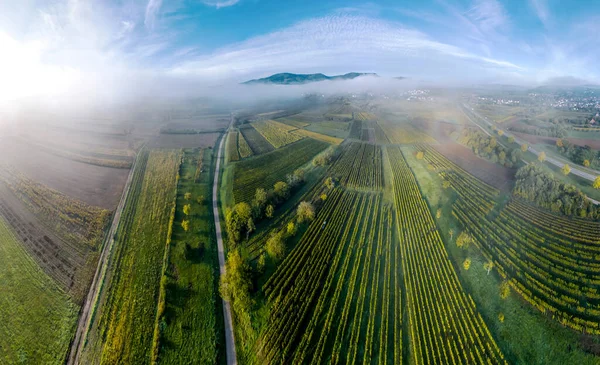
(529, 0, 549, 26)
(170, 15, 522, 81)
(201, 0, 240, 9)
(144, 0, 162, 30)
(466, 0, 508, 35)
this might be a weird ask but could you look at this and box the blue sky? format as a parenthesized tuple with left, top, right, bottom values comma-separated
(0, 0, 598, 101)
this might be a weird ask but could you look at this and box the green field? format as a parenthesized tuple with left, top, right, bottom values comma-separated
(0, 216, 78, 364)
(260, 189, 401, 364)
(567, 130, 600, 139)
(305, 122, 349, 139)
(81, 149, 181, 364)
(408, 145, 600, 364)
(239, 125, 275, 155)
(158, 148, 224, 364)
(251, 120, 304, 148)
(232, 138, 328, 203)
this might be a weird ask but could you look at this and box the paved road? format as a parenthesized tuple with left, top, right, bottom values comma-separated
(461, 104, 600, 205)
(213, 114, 238, 365)
(67, 146, 143, 365)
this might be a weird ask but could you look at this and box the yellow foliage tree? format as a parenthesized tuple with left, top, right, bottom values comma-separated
(538, 151, 546, 162)
(500, 281, 510, 299)
(556, 139, 563, 147)
(521, 143, 528, 152)
(594, 176, 600, 189)
(584, 159, 591, 167)
(463, 258, 471, 270)
(184, 192, 192, 200)
(181, 220, 190, 232)
(456, 231, 472, 249)
(483, 261, 494, 275)
(562, 164, 571, 175)
(416, 151, 424, 160)
(183, 204, 191, 216)
(498, 312, 505, 323)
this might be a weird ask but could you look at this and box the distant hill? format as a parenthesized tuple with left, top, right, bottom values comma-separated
(242, 72, 378, 85)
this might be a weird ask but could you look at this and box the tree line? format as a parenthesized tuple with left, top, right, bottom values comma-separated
(513, 163, 600, 219)
(457, 128, 522, 168)
(556, 139, 600, 169)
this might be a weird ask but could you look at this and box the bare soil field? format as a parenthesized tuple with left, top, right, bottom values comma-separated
(26, 128, 135, 151)
(0, 139, 128, 209)
(163, 115, 230, 131)
(513, 132, 600, 150)
(434, 142, 516, 191)
(148, 132, 220, 149)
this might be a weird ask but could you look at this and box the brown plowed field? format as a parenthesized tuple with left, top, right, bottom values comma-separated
(0, 138, 128, 209)
(433, 142, 516, 191)
(512, 132, 600, 149)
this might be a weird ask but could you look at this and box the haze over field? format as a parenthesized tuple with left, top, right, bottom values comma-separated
(3, 1, 600, 365)
(1, 0, 599, 108)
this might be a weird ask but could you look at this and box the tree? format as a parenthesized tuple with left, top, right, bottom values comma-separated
(293, 169, 305, 184)
(257, 253, 266, 274)
(287, 222, 297, 236)
(274, 181, 290, 200)
(320, 193, 328, 201)
(220, 250, 253, 332)
(521, 143, 528, 152)
(463, 258, 471, 270)
(498, 312, 505, 323)
(594, 176, 600, 189)
(562, 164, 571, 175)
(225, 202, 254, 244)
(297, 201, 315, 223)
(313, 150, 333, 166)
(538, 151, 546, 162)
(508, 136, 515, 144)
(265, 204, 275, 218)
(183, 204, 191, 216)
(266, 231, 286, 260)
(197, 195, 205, 205)
(497, 130, 504, 136)
(325, 177, 335, 189)
(500, 281, 510, 299)
(584, 159, 591, 167)
(556, 139, 564, 148)
(436, 208, 442, 219)
(184, 192, 192, 200)
(456, 231, 472, 249)
(181, 220, 190, 232)
(483, 261, 494, 275)
(253, 188, 268, 209)
(498, 150, 506, 162)
(442, 180, 450, 189)
(416, 151, 424, 160)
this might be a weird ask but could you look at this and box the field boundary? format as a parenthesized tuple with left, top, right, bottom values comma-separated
(214, 114, 238, 365)
(66, 145, 144, 365)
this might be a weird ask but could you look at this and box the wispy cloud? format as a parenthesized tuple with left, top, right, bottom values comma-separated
(529, 0, 549, 26)
(170, 15, 522, 82)
(144, 0, 162, 30)
(201, 0, 241, 9)
(466, 0, 508, 35)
